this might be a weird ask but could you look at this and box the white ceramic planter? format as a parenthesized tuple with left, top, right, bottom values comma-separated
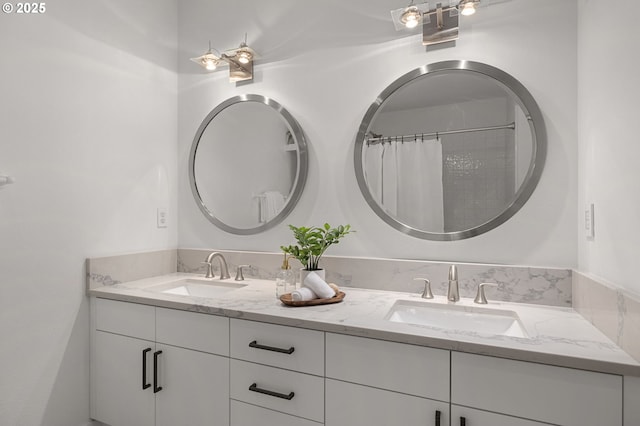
(300, 269, 325, 288)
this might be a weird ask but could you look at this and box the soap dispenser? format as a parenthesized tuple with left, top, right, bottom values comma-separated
(275, 253, 296, 298)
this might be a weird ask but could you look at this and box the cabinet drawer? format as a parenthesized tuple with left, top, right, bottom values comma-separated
(230, 319, 324, 375)
(231, 400, 321, 426)
(326, 379, 448, 426)
(451, 352, 622, 426)
(451, 405, 548, 426)
(230, 359, 324, 423)
(326, 333, 450, 401)
(156, 307, 229, 355)
(95, 298, 155, 340)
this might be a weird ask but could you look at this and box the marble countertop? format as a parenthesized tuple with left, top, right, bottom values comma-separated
(88, 273, 640, 376)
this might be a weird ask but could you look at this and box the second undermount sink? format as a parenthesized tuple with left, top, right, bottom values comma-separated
(385, 299, 528, 338)
(147, 278, 247, 298)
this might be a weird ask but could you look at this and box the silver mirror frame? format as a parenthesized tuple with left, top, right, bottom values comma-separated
(354, 60, 547, 241)
(189, 94, 308, 235)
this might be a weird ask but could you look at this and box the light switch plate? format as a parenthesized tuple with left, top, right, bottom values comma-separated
(584, 203, 594, 240)
(157, 207, 168, 228)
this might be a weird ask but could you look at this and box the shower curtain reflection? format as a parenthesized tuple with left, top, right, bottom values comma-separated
(364, 138, 444, 232)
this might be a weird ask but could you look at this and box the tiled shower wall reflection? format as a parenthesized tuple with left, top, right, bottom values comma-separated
(443, 127, 514, 232)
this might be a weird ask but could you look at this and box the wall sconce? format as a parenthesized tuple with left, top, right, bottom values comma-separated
(190, 35, 257, 83)
(391, 0, 481, 46)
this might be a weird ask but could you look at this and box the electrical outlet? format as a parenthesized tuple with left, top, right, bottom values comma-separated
(584, 203, 594, 240)
(157, 208, 168, 228)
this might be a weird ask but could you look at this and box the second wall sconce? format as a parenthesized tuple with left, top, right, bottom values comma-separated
(391, 0, 481, 46)
(190, 35, 257, 83)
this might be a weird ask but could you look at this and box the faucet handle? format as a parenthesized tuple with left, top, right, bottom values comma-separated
(414, 278, 433, 299)
(474, 282, 497, 304)
(449, 264, 458, 281)
(201, 261, 215, 279)
(235, 265, 251, 281)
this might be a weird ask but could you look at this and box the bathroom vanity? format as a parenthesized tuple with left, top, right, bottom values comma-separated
(88, 272, 638, 426)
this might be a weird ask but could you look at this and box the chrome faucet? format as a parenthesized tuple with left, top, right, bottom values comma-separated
(447, 264, 460, 302)
(203, 252, 230, 279)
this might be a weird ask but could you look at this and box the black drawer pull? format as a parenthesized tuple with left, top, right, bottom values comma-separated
(248, 340, 295, 354)
(153, 350, 163, 393)
(435, 410, 441, 426)
(248, 383, 295, 400)
(142, 348, 151, 390)
(460, 417, 466, 426)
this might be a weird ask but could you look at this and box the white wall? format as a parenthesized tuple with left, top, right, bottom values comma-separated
(0, 2, 178, 425)
(577, 0, 640, 294)
(178, 0, 578, 267)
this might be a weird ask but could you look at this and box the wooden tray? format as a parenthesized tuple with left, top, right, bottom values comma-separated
(280, 291, 346, 307)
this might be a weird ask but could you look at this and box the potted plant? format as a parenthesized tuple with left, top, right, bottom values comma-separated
(281, 223, 352, 282)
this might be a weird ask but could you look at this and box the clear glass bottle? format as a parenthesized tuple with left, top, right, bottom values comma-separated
(275, 254, 296, 298)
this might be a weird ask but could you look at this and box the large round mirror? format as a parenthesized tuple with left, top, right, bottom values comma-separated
(354, 61, 546, 241)
(190, 94, 308, 234)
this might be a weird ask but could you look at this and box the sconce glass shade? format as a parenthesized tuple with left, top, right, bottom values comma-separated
(400, 6, 422, 28)
(237, 49, 253, 64)
(204, 57, 218, 70)
(190, 50, 221, 72)
(391, 2, 429, 31)
(459, 0, 478, 16)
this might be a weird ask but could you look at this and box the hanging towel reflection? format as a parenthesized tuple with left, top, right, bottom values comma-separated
(257, 191, 285, 223)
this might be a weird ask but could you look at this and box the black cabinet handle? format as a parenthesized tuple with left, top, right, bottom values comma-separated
(460, 417, 466, 426)
(435, 410, 441, 426)
(153, 350, 163, 393)
(248, 340, 295, 354)
(248, 383, 295, 400)
(142, 348, 151, 390)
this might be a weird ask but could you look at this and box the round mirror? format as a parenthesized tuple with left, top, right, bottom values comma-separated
(354, 61, 546, 241)
(190, 94, 308, 234)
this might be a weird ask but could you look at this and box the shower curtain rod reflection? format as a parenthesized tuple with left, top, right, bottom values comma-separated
(366, 122, 516, 146)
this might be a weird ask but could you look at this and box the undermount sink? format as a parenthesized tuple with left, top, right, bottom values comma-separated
(147, 278, 247, 298)
(385, 299, 528, 338)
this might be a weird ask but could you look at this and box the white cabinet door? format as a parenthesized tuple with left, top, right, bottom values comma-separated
(451, 405, 548, 426)
(93, 330, 155, 426)
(156, 344, 229, 426)
(326, 379, 448, 426)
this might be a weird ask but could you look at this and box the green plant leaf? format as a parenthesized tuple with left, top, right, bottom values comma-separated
(281, 223, 353, 270)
